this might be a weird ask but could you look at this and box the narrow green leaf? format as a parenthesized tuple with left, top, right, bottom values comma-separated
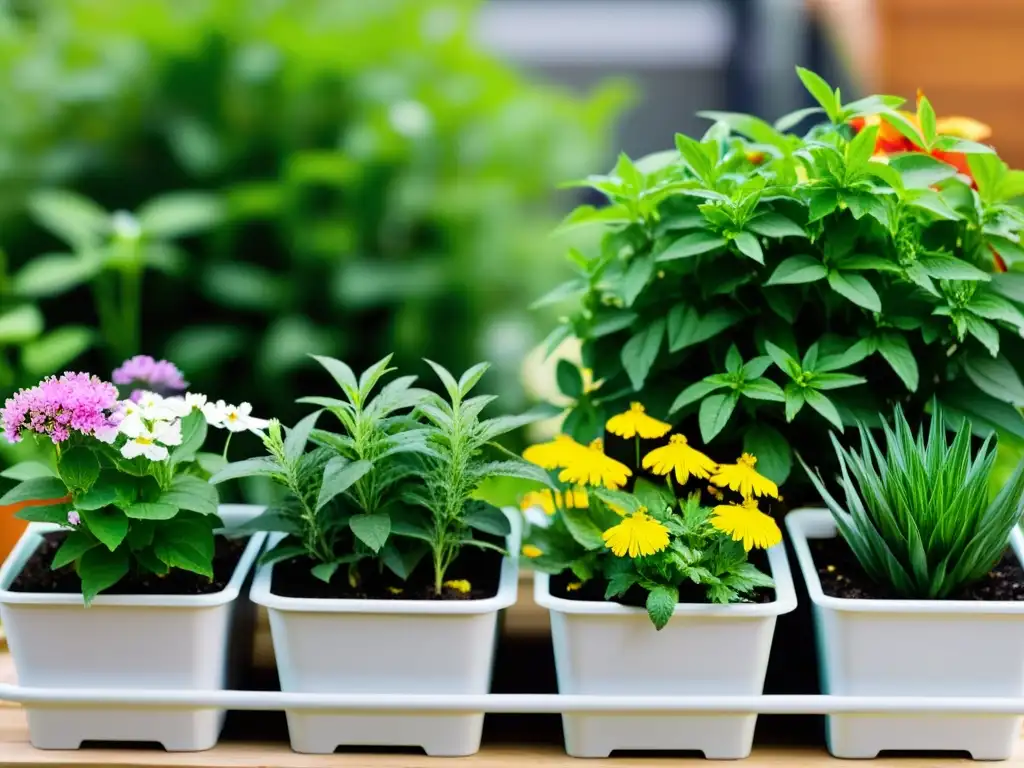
(804, 389, 844, 429)
(620, 319, 665, 390)
(828, 271, 881, 312)
(765, 254, 826, 286)
(733, 232, 764, 264)
(317, 457, 373, 511)
(698, 392, 738, 442)
(656, 231, 726, 262)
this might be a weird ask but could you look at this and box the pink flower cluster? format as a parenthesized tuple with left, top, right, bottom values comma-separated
(112, 355, 188, 401)
(2, 372, 121, 444)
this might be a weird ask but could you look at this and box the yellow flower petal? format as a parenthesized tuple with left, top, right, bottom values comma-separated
(520, 489, 556, 514)
(521, 545, 544, 558)
(444, 579, 472, 594)
(642, 434, 717, 485)
(566, 581, 583, 592)
(711, 453, 779, 499)
(601, 510, 670, 558)
(558, 438, 632, 489)
(711, 498, 782, 551)
(606, 402, 671, 440)
(564, 486, 589, 509)
(935, 116, 991, 142)
(523, 434, 588, 470)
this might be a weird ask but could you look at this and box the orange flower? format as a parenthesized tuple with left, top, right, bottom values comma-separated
(849, 91, 991, 188)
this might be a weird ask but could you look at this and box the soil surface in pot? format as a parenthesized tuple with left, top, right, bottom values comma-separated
(551, 548, 775, 605)
(9, 531, 249, 595)
(812, 536, 1024, 601)
(271, 541, 502, 600)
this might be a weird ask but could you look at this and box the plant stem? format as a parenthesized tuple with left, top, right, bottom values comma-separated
(634, 436, 640, 468)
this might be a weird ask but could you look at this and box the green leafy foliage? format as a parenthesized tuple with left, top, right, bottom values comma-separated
(218, 354, 546, 593)
(544, 67, 1024, 497)
(801, 404, 1024, 598)
(0, 0, 627, 446)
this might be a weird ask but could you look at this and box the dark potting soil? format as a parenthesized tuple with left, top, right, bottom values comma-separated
(271, 542, 503, 601)
(811, 536, 1024, 601)
(551, 548, 776, 606)
(9, 531, 249, 595)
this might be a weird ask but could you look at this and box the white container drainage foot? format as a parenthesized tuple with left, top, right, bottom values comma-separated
(251, 510, 520, 756)
(0, 505, 267, 751)
(535, 543, 797, 759)
(788, 509, 1024, 761)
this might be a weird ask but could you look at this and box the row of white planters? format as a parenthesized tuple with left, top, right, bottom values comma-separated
(0, 505, 1022, 760)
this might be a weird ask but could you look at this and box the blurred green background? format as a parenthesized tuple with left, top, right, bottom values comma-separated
(0, 0, 630, 484)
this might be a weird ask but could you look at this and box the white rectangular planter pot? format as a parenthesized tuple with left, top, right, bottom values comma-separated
(788, 508, 1024, 761)
(0, 504, 266, 752)
(250, 509, 520, 756)
(534, 542, 797, 759)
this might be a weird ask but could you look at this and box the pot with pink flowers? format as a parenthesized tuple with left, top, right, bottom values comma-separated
(0, 357, 269, 752)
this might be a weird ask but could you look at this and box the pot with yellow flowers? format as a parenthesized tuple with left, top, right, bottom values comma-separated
(520, 401, 796, 759)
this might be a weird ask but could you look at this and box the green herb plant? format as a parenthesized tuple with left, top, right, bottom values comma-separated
(538, 66, 1024, 501)
(801, 403, 1024, 598)
(216, 354, 550, 595)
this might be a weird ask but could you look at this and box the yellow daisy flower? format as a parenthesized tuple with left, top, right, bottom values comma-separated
(711, 497, 782, 551)
(521, 545, 544, 558)
(558, 438, 632, 489)
(523, 434, 588, 469)
(642, 434, 718, 484)
(444, 579, 472, 594)
(601, 508, 670, 558)
(711, 453, 779, 499)
(606, 402, 671, 440)
(519, 487, 589, 515)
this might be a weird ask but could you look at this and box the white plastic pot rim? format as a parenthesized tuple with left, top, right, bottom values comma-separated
(787, 507, 1024, 615)
(0, 504, 266, 608)
(533, 540, 797, 618)
(249, 507, 521, 615)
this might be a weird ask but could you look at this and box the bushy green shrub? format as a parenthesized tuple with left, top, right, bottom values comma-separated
(0, 0, 627, 431)
(540, 67, 1024, 503)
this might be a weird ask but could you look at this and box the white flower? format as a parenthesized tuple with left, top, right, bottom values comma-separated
(153, 418, 182, 447)
(93, 423, 118, 444)
(159, 395, 192, 419)
(202, 399, 227, 428)
(185, 392, 208, 411)
(120, 426, 169, 461)
(119, 416, 182, 462)
(222, 402, 269, 435)
(135, 391, 181, 421)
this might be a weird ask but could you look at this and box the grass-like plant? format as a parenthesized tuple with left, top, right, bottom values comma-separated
(801, 404, 1024, 598)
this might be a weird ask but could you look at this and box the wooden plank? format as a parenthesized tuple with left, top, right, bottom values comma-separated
(875, 0, 1024, 168)
(0, 705, 1018, 768)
